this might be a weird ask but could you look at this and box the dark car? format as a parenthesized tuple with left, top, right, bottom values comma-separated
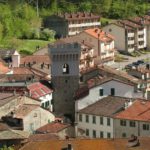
(132, 62, 139, 66)
(137, 60, 144, 64)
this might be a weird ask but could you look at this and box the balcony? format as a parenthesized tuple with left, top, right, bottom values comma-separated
(128, 33, 134, 37)
(128, 40, 134, 45)
(138, 30, 144, 35)
(138, 38, 144, 42)
(69, 22, 100, 28)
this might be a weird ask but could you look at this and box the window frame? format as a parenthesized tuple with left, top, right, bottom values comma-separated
(130, 121, 136, 127)
(120, 120, 126, 126)
(79, 114, 82, 122)
(99, 89, 104, 96)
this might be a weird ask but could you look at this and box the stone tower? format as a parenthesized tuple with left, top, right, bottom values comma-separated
(49, 42, 81, 122)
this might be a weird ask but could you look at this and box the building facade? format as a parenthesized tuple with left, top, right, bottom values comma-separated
(103, 19, 147, 53)
(44, 12, 100, 37)
(77, 28, 115, 65)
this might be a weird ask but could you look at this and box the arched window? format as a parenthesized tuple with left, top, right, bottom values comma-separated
(63, 64, 69, 74)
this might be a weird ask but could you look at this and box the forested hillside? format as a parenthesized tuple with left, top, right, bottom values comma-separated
(0, 0, 150, 53)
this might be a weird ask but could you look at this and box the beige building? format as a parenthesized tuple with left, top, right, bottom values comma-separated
(103, 19, 147, 53)
(77, 28, 115, 65)
(0, 93, 40, 119)
(4, 104, 55, 133)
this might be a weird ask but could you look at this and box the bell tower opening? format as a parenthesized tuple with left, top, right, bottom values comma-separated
(63, 63, 69, 74)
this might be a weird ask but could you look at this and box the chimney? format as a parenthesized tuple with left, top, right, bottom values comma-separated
(12, 50, 20, 68)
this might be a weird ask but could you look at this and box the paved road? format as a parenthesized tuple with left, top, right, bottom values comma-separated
(111, 53, 150, 70)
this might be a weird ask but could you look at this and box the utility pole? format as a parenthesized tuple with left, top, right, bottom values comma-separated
(36, 0, 39, 17)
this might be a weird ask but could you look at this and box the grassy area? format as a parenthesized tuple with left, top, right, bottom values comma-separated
(115, 54, 128, 62)
(101, 17, 115, 26)
(0, 38, 54, 55)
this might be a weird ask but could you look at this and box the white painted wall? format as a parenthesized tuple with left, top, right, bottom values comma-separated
(77, 113, 114, 138)
(103, 24, 126, 51)
(40, 93, 53, 111)
(75, 80, 139, 111)
(23, 107, 55, 133)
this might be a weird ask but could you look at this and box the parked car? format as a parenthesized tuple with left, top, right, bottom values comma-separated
(137, 60, 144, 64)
(132, 62, 139, 66)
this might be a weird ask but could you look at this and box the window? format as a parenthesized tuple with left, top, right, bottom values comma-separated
(86, 129, 89, 136)
(45, 101, 50, 108)
(63, 64, 69, 74)
(143, 124, 149, 130)
(99, 89, 104, 96)
(86, 115, 89, 123)
(110, 88, 115, 96)
(79, 114, 82, 122)
(122, 133, 126, 138)
(130, 121, 136, 127)
(100, 131, 104, 138)
(120, 120, 126, 126)
(34, 113, 37, 117)
(107, 118, 111, 126)
(107, 132, 111, 138)
(100, 117, 103, 125)
(93, 130, 96, 138)
(93, 116, 96, 124)
(41, 103, 44, 108)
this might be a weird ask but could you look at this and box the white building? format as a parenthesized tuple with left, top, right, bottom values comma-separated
(75, 77, 142, 111)
(114, 100, 150, 138)
(77, 96, 130, 138)
(27, 82, 53, 111)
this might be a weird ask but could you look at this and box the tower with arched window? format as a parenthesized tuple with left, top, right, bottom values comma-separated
(49, 42, 81, 122)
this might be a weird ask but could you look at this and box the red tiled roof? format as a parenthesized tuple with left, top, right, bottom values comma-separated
(27, 82, 53, 99)
(84, 28, 114, 42)
(20, 55, 51, 65)
(59, 12, 100, 21)
(36, 122, 71, 133)
(0, 61, 10, 74)
(20, 137, 150, 150)
(13, 67, 33, 75)
(115, 100, 150, 121)
(29, 133, 59, 141)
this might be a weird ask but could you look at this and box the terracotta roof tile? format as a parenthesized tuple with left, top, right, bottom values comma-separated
(0, 61, 10, 74)
(58, 12, 100, 21)
(27, 82, 53, 99)
(36, 122, 71, 133)
(20, 55, 50, 65)
(20, 137, 150, 150)
(115, 100, 150, 121)
(84, 28, 114, 42)
(29, 133, 59, 141)
(13, 67, 33, 75)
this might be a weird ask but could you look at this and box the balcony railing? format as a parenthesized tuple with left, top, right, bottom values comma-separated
(69, 22, 100, 28)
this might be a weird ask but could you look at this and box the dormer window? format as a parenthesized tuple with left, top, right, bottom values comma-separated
(63, 64, 69, 74)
